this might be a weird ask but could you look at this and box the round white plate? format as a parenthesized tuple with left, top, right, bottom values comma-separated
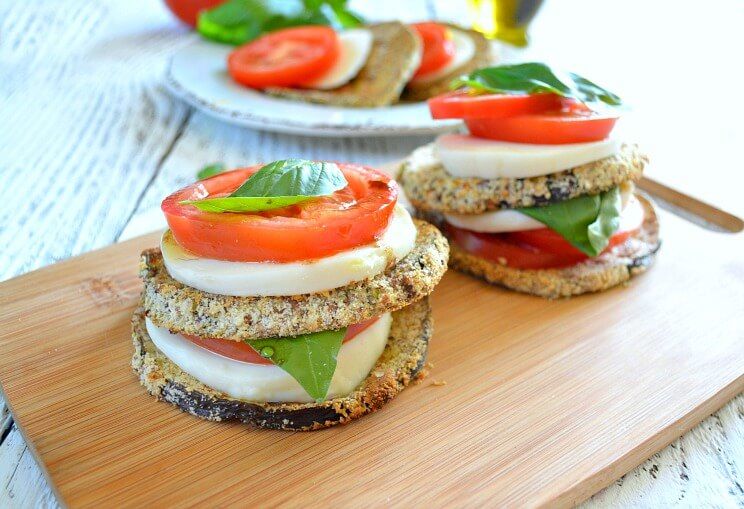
(164, 39, 461, 137)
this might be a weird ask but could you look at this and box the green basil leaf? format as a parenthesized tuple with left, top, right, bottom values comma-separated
(587, 187, 622, 254)
(196, 162, 226, 180)
(330, 8, 363, 28)
(247, 328, 346, 402)
(452, 63, 622, 108)
(180, 195, 310, 213)
(182, 159, 348, 213)
(197, 0, 275, 45)
(262, 10, 330, 32)
(197, 0, 362, 45)
(519, 187, 622, 257)
(232, 159, 346, 197)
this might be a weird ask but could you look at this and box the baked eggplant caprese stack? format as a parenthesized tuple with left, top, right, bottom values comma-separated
(225, 21, 490, 107)
(132, 160, 448, 430)
(400, 63, 661, 298)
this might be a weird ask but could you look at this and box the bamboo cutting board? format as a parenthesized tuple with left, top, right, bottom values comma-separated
(0, 200, 743, 508)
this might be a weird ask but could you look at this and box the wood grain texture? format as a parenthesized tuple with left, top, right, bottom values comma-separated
(587, 393, 744, 507)
(0, 0, 190, 279)
(0, 207, 742, 508)
(0, 427, 56, 509)
(2, 0, 744, 507)
(0, 1, 190, 506)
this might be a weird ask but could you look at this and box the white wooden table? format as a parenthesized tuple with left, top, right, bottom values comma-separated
(1, 0, 743, 507)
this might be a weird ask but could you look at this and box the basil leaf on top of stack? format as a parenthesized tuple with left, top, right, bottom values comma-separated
(400, 62, 660, 298)
(183, 159, 347, 212)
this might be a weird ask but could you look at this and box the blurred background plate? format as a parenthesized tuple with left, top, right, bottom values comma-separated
(165, 38, 461, 137)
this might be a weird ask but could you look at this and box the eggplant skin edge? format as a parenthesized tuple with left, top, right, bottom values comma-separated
(131, 298, 432, 431)
(445, 193, 661, 299)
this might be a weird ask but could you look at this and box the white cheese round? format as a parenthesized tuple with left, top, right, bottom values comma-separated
(435, 134, 620, 179)
(146, 314, 392, 403)
(616, 195, 645, 234)
(305, 28, 373, 90)
(444, 184, 636, 234)
(445, 208, 544, 233)
(410, 28, 476, 85)
(161, 204, 417, 297)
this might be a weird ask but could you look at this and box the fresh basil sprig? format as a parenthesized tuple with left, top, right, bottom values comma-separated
(519, 187, 622, 257)
(196, 162, 226, 180)
(247, 327, 346, 402)
(197, 0, 363, 45)
(452, 63, 622, 108)
(182, 159, 348, 213)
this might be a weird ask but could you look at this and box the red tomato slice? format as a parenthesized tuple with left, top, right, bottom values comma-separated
(428, 91, 563, 120)
(162, 164, 397, 263)
(411, 22, 456, 78)
(464, 100, 619, 144)
(227, 26, 339, 88)
(446, 223, 637, 270)
(183, 316, 381, 365)
(509, 228, 634, 257)
(163, 0, 224, 27)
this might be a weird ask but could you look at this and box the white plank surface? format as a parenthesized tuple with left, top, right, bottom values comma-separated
(1, 0, 743, 507)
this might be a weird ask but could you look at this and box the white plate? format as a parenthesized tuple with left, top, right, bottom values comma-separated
(164, 39, 461, 137)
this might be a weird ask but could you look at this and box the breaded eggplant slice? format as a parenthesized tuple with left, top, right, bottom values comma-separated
(141, 219, 448, 341)
(132, 298, 431, 431)
(400, 143, 647, 214)
(447, 194, 660, 298)
(402, 24, 492, 102)
(265, 22, 421, 107)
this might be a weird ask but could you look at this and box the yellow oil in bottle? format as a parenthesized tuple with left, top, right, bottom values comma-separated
(466, 0, 543, 47)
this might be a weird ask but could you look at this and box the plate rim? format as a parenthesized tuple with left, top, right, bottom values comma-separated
(163, 41, 461, 137)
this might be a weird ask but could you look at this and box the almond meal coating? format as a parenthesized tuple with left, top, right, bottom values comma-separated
(446, 194, 661, 298)
(266, 22, 421, 107)
(399, 143, 647, 214)
(141, 219, 448, 341)
(131, 298, 432, 431)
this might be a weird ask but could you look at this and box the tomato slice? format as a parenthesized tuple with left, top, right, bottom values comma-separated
(163, 0, 224, 27)
(429, 91, 563, 120)
(183, 316, 381, 365)
(227, 26, 339, 88)
(411, 22, 456, 78)
(510, 228, 634, 257)
(162, 164, 397, 263)
(464, 100, 619, 144)
(446, 223, 636, 270)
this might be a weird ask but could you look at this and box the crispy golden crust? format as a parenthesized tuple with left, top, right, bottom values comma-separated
(131, 298, 431, 431)
(402, 24, 493, 102)
(265, 22, 421, 107)
(445, 194, 660, 298)
(400, 143, 647, 214)
(141, 220, 448, 341)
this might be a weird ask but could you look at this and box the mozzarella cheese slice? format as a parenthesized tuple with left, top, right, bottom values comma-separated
(161, 205, 417, 297)
(445, 184, 636, 233)
(146, 314, 392, 403)
(445, 208, 543, 233)
(305, 28, 373, 90)
(615, 195, 645, 234)
(410, 28, 476, 84)
(436, 134, 620, 179)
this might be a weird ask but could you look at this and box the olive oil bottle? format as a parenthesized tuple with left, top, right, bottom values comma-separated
(466, 0, 543, 46)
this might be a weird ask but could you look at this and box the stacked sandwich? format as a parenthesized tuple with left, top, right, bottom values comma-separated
(401, 63, 661, 298)
(132, 159, 448, 430)
(226, 21, 491, 107)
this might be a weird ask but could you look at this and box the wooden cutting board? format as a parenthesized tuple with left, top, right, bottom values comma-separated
(1, 197, 743, 508)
